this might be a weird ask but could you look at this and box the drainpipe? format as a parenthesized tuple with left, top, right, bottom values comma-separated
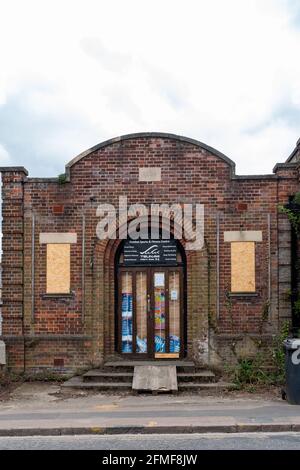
(216, 212, 220, 320)
(82, 213, 85, 322)
(268, 213, 271, 321)
(31, 214, 35, 322)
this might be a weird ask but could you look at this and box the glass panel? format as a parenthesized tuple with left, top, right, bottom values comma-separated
(121, 272, 133, 353)
(169, 271, 180, 353)
(136, 272, 147, 353)
(154, 272, 166, 353)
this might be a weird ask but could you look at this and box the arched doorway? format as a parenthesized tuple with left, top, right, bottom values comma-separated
(115, 238, 186, 359)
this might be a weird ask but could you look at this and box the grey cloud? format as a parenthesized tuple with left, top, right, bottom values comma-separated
(102, 84, 144, 123)
(80, 37, 132, 72)
(273, 103, 300, 126)
(143, 62, 189, 111)
(160, 85, 187, 110)
(81, 37, 188, 111)
(0, 84, 100, 177)
(285, 0, 300, 28)
(244, 100, 300, 136)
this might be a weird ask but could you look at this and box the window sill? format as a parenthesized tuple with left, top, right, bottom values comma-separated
(228, 292, 258, 298)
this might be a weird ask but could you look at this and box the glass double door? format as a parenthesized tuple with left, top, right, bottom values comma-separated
(118, 267, 183, 358)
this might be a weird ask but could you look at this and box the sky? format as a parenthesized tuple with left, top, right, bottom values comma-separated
(0, 0, 300, 176)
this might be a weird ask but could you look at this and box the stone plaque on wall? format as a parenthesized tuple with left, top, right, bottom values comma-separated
(139, 167, 161, 182)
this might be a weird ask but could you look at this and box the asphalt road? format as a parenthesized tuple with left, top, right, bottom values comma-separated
(1, 432, 300, 450)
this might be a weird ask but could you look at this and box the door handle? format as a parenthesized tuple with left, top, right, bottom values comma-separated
(147, 294, 151, 315)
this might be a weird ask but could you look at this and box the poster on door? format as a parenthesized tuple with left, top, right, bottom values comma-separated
(121, 292, 133, 353)
(154, 287, 165, 352)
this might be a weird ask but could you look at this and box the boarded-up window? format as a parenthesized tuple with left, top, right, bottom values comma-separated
(46, 244, 70, 294)
(231, 242, 255, 293)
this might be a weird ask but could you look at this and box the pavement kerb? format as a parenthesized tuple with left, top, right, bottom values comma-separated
(0, 424, 297, 437)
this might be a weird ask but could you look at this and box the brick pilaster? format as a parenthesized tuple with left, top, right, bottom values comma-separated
(0, 167, 28, 371)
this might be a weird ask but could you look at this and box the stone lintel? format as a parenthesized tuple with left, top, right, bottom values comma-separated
(224, 231, 263, 243)
(39, 233, 77, 244)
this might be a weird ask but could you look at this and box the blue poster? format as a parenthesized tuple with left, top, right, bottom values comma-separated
(169, 335, 180, 353)
(121, 293, 133, 352)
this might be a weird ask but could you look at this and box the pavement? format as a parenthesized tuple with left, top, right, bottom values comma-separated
(2, 433, 300, 450)
(0, 382, 300, 436)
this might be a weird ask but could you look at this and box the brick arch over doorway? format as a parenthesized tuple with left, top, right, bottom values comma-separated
(91, 218, 210, 365)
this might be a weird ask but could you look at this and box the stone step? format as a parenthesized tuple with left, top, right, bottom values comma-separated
(178, 381, 237, 392)
(177, 371, 216, 383)
(83, 371, 134, 383)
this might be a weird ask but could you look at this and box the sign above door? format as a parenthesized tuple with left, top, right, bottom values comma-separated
(123, 239, 178, 265)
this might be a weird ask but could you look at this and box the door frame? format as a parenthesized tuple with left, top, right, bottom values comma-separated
(116, 265, 185, 359)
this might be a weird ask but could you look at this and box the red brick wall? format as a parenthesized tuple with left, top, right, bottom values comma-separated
(1, 135, 299, 372)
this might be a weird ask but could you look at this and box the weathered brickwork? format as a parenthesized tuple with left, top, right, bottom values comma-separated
(1, 133, 300, 373)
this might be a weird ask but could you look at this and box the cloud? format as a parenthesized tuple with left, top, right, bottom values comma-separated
(244, 99, 300, 136)
(0, 84, 101, 176)
(80, 37, 132, 73)
(274, 103, 300, 127)
(143, 63, 189, 111)
(283, 0, 300, 28)
(0, 0, 299, 176)
(0, 144, 12, 166)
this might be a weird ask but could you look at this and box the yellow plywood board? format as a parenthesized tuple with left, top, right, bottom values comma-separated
(231, 242, 255, 293)
(155, 353, 180, 359)
(46, 244, 70, 294)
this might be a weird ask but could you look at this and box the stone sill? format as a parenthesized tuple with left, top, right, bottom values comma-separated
(42, 293, 74, 299)
(228, 292, 258, 298)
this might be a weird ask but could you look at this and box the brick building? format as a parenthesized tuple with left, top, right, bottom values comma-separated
(0, 132, 299, 374)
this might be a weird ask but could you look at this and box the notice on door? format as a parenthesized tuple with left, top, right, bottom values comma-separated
(170, 290, 178, 300)
(154, 273, 165, 287)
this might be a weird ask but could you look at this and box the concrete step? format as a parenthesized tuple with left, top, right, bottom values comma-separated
(63, 374, 235, 393)
(132, 365, 177, 392)
(177, 371, 216, 383)
(104, 361, 195, 372)
(178, 381, 237, 392)
(83, 370, 216, 384)
(83, 371, 133, 383)
(62, 376, 132, 390)
(78, 382, 133, 390)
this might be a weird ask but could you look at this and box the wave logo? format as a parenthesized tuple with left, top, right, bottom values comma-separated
(140, 245, 159, 255)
